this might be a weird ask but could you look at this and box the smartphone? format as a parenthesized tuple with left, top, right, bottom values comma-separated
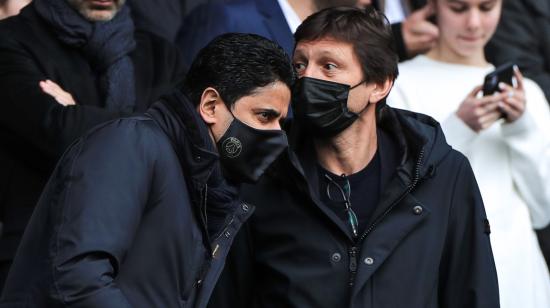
(482, 63, 516, 96)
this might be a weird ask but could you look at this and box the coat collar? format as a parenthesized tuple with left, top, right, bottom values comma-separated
(146, 90, 248, 247)
(146, 89, 220, 186)
(277, 105, 451, 242)
(285, 105, 447, 189)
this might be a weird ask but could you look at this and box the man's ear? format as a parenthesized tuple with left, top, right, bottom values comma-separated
(369, 79, 394, 104)
(198, 87, 224, 124)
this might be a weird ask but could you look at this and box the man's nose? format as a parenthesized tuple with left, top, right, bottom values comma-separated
(301, 65, 323, 80)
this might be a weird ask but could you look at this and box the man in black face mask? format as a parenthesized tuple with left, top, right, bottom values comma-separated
(209, 6, 499, 308)
(0, 33, 293, 308)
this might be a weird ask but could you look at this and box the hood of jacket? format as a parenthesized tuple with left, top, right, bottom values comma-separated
(146, 89, 220, 185)
(145, 89, 241, 239)
(282, 104, 452, 188)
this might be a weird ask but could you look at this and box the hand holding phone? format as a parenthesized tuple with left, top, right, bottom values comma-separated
(482, 63, 515, 96)
(492, 65, 527, 123)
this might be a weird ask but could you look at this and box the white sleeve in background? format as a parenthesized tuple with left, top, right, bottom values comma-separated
(440, 113, 478, 154)
(386, 81, 410, 111)
(502, 80, 550, 229)
(388, 80, 478, 154)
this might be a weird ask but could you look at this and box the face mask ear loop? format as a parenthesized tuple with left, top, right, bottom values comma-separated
(338, 79, 365, 99)
(349, 80, 366, 91)
(226, 103, 238, 121)
(215, 103, 237, 145)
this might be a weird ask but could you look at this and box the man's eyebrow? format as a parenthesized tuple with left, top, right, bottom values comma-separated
(295, 48, 342, 58)
(259, 108, 281, 118)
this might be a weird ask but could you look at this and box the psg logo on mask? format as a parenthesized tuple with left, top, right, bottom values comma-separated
(222, 137, 242, 158)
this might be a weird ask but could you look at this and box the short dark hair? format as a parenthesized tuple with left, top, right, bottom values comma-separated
(294, 6, 399, 85)
(184, 33, 295, 107)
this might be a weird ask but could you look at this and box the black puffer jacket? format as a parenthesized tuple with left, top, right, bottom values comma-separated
(0, 91, 252, 308)
(209, 105, 500, 308)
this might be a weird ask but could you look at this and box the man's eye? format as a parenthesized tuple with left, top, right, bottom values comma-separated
(324, 63, 337, 70)
(293, 63, 306, 71)
(258, 112, 272, 122)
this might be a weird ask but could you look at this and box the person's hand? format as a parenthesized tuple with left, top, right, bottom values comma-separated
(456, 85, 507, 132)
(498, 66, 526, 123)
(39, 79, 76, 106)
(401, 5, 439, 58)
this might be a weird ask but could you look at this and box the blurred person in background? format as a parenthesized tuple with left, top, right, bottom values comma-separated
(177, 0, 439, 64)
(0, 0, 31, 291)
(486, 0, 550, 103)
(485, 0, 550, 272)
(0, 0, 185, 291)
(0, 0, 30, 19)
(358, 0, 439, 61)
(387, 0, 550, 307)
(176, 0, 357, 67)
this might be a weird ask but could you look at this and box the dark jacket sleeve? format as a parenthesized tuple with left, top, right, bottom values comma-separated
(438, 156, 500, 308)
(48, 120, 158, 307)
(485, 0, 550, 101)
(0, 36, 130, 161)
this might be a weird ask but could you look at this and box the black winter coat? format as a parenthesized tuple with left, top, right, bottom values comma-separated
(0, 91, 252, 308)
(0, 3, 186, 280)
(208, 106, 500, 308)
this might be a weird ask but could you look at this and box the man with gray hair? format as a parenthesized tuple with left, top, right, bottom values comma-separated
(0, 0, 185, 290)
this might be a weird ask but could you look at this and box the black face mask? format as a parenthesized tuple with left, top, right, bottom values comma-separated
(293, 77, 365, 137)
(216, 115, 288, 184)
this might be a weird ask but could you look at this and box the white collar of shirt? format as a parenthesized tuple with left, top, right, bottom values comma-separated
(277, 0, 301, 34)
(384, 0, 406, 24)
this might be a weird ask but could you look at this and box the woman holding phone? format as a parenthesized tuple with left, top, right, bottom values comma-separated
(387, 0, 550, 307)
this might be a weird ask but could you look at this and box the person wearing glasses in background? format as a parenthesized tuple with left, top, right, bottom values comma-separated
(208, 6, 499, 308)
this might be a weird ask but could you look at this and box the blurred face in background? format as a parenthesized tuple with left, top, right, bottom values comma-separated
(0, 0, 31, 20)
(315, 0, 359, 9)
(433, 0, 501, 62)
(355, 0, 372, 7)
(66, 0, 126, 21)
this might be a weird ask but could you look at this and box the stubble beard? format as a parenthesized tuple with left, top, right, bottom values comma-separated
(66, 0, 125, 22)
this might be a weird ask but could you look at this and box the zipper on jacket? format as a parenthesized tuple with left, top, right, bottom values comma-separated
(197, 183, 213, 255)
(201, 184, 208, 227)
(211, 215, 236, 259)
(348, 246, 358, 287)
(358, 150, 425, 243)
